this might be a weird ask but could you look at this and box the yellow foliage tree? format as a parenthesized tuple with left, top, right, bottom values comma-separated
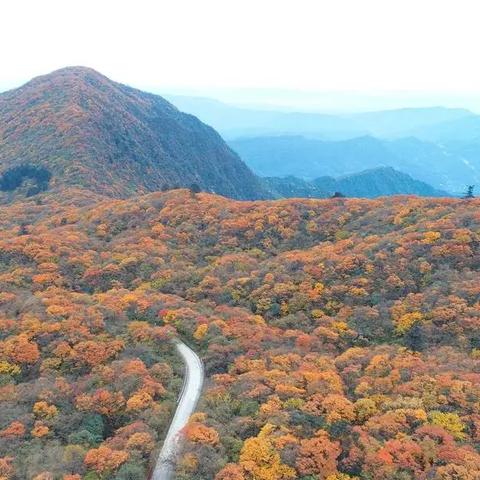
(422, 231, 441, 244)
(0, 361, 20, 376)
(126, 391, 154, 411)
(33, 401, 58, 419)
(239, 426, 295, 480)
(429, 411, 466, 440)
(194, 323, 208, 340)
(395, 312, 424, 334)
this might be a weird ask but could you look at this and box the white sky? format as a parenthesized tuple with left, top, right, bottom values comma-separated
(2, 0, 480, 109)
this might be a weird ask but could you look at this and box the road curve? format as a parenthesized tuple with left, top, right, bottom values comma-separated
(152, 340, 204, 480)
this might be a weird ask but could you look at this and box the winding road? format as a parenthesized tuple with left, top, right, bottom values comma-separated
(152, 341, 204, 480)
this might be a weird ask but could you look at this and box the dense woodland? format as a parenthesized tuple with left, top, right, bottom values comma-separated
(0, 188, 479, 479)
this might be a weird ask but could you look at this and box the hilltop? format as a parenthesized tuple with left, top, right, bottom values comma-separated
(0, 67, 267, 200)
(263, 167, 447, 199)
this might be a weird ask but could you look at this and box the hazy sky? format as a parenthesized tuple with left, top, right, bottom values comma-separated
(2, 0, 480, 110)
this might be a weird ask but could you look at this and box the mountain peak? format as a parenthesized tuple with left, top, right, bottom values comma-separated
(41, 65, 105, 78)
(17, 66, 112, 93)
(0, 68, 268, 200)
(48, 65, 103, 75)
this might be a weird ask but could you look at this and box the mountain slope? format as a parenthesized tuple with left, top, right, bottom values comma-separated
(229, 135, 480, 193)
(0, 67, 268, 200)
(262, 167, 447, 199)
(314, 167, 447, 197)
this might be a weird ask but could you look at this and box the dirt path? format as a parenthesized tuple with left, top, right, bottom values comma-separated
(151, 341, 204, 480)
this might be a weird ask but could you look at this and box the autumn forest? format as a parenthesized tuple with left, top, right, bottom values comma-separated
(1, 186, 479, 479)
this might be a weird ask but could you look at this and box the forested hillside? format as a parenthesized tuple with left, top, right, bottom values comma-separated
(0, 67, 267, 200)
(0, 188, 479, 479)
(263, 167, 447, 199)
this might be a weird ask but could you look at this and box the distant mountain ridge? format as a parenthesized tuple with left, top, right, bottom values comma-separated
(165, 94, 367, 140)
(166, 94, 475, 141)
(347, 107, 473, 138)
(166, 95, 367, 139)
(0, 67, 268, 200)
(263, 167, 447, 199)
(407, 115, 480, 143)
(229, 135, 480, 193)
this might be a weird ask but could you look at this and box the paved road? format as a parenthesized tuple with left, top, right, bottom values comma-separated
(152, 341, 204, 480)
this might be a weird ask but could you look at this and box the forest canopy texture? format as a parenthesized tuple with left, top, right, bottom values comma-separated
(0, 189, 479, 479)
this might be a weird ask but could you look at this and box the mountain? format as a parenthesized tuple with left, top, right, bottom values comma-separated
(229, 135, 397, 178)
(164, 95, 367, 140)
(383, 137, 480, 193)
(0, 67, 268, 200)
(263, 167, 447, 199)
(407, 115, 480, 143)
(166, 95, 476, 141)
(348, 107, 474, 138)
(229, 135, 480, 193)
(314, 167, 447, 198)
